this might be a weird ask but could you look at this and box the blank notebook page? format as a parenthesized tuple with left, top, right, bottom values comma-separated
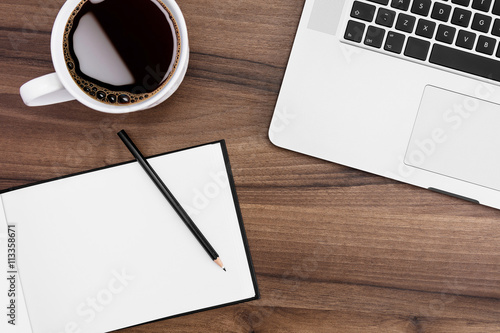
(0, 142, 257, 333)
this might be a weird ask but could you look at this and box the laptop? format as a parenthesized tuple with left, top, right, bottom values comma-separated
(270, 0, 500, 209)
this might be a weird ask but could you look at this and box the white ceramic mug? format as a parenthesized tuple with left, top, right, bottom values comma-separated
(20, 0, 189, 114)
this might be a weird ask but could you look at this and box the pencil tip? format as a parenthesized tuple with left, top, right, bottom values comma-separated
(215, 257, 225, 270)
(223, 267, 227, 272)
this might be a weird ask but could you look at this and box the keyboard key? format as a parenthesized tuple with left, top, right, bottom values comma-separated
(364, 26, 386, 48)
(493, 0, 500, 15)
(416, 19, 436, 38)
(431, 3, 452, 21)
(367, 0, 390, 5)
(452, 0, 470, 6)
(391, 0, 411, 10)
(451, 8, 472, 27)
(492, 19, 500, 37)
(476, 35, 496, 54)
(472, 0, 492, 11)
(345, 20, 366, 42)
(351, 1, 376, 22)
(456, 30, 476, 49)
(430, 44, 500, 82)
(396, 13, 417, 32)
(404, 37, 431, 60)
(376, 8, 397, 27)
(436, 24, 457, 43)
(384, 31, 406, 53)
(411, 0, 432, 16)
(471, 13, 492, 32)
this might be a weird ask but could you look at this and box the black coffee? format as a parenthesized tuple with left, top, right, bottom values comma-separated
(64, 0, 181, 105)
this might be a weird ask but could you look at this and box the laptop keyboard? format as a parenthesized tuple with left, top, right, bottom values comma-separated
(342, 0, 500, 82)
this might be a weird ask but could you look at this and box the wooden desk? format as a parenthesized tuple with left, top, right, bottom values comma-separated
(1, 0, 499, 331)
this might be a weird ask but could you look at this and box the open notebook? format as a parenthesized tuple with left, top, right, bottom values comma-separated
(0, 141, 258, 333)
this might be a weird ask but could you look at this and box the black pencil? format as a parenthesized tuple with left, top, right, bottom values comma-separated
(117, 130, 226, 271)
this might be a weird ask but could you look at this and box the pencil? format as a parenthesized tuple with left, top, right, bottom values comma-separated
(117, 130, 226, 271)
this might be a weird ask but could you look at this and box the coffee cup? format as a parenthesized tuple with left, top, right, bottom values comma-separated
(20, 0, 189, 113)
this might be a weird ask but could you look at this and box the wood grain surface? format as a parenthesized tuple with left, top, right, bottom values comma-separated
(1, 0, 499, 332)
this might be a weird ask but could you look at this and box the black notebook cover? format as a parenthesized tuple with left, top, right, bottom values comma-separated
(0, 140, 259, 333)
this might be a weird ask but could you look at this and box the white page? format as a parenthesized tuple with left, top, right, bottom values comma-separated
(1, 143, 256, 333)
(0, 203, 32, 333)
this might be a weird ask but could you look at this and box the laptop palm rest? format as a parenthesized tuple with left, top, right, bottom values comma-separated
(405, 85, 500, 191)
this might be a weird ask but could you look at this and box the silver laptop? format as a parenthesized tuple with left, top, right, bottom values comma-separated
(270, 0, 500, 209)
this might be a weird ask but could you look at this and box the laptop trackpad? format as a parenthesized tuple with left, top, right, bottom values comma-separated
(405, 85, 500, 191)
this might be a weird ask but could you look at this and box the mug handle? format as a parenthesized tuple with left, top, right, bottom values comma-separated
(20, 73, 75, 107)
